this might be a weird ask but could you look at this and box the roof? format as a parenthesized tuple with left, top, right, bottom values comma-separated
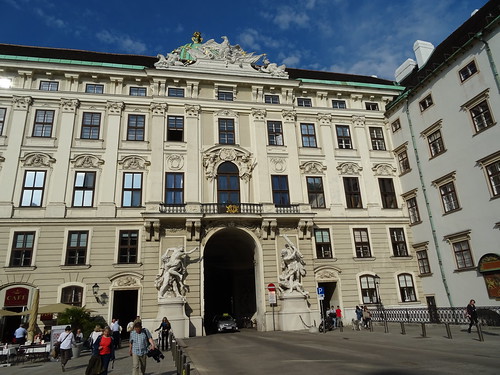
(0, 42, 396, 87)
(399, 0, 500, 89)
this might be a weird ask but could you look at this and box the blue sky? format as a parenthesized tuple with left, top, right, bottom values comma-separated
(0, 0, 489, 80)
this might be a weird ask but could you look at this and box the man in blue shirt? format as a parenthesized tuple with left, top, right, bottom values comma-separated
(14, 324, 27, 345)
(129, 322, 156, 375)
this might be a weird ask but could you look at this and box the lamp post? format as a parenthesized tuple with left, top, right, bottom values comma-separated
(374, 275, 388, 333)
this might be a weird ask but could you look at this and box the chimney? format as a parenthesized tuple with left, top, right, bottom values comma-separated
(395, 58, 417, 83)
(413, 40, 434, 67)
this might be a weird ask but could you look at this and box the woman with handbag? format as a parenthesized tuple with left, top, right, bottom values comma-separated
(91, 326, 115, 375)
(58, 326, 76, 372)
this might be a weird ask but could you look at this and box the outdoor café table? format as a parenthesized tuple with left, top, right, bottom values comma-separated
(18, 343, 50, 362)
(1, 346, 18, 364)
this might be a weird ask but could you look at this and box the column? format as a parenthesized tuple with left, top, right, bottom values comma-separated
(184, 105, 201, 202)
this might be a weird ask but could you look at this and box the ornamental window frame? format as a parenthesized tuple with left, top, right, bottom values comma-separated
(297, 98, 312, 107)
(413, 242, 432, 275)
(300, 123, 317, 148)
(80, 112, 102, 140)
(165, 172, 184, 205)
(32, 109, 55, 138)
(85, 84, 104, 94)
(335, 125, 352, 149)
(359, 274, 379, 304)
(389, 228, 408, 257)
(39, 80, 59, 91)
(271, 175, 290, 206)
(394, 142, 411, 175)
(444, 230, 475, 270)
(167, 87, 185, 97)
(216, 85, 236, 101)
(60, 285, 84, 307)
(265, 94, 280, 104)
(397, 273, 417, 302)
(365, 102, 379, 111)
(167, 115, 184, 142)
(458, 60, 478, 82)
(432, 172, 461, 214)
(122, 172, 143, 208)
(117, 229, 140, 264)
(129, 86, 147, 96)
(314, 228, 333, 259)
(20, 170, 46, 207)
(343, 177, 363, 209)
(369, 126, 386, 151)
(421, 120, 446, 158)
(477, 150, 500, 199)
(332, 100, 347, 109)
(306, 176, 326, 208)
(64, 230, 90, 266)
(353, 228, 372, 258)
(391, 118, 401, 132)
(126, 114, 146, 141)
(419, 94, 434, 112)
(461, 89, 495, 134)
(72, 171, 96, 208)
(267, 121, 284, 146)
(402, 189, 421, 225)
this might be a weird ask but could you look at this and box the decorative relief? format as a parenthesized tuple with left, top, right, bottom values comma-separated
(12, 96, 32, 110)
(113, 276, 139, 287)
(166, 154, 184, 170)
(300, 161, 326, 174)
(317, 113, 332, 125)
(316, 270, 338, 281)
(372, 163, 397, 176)
(71, 154, 105, 169)
(21, 152, 56, 168)
(282, 110, 296, 122)
(203, 146, 256, 182)
(150, 102, 167, 116)
(352, 115, 366, 127)
(106, 101, 124, 115)
(215, 109, 238, 118)
(251, 108, 266, 121)
(118, 155, 150, 170)
(270, 157, 287, 173)
(185, 104, 201, 117)
(60, 98, 80, 112)
(337, 162, 363, 175)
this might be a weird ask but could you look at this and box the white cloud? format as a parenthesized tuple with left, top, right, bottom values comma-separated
(96, 30, 147, 54)
(273, 6, 310, 30)
(34, 7, 66, 29)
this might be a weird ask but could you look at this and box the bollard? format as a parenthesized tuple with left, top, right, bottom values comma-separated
(384, 320, 389, 333)
(445, 323, 452, 339)
(369, 321, 373, 332)
(183, 362, 191, 375)
(421, 323, 427, 338)
(477, 324, 484, 342)
(400, 322, 406, 335)
(339, 323, 343, 332)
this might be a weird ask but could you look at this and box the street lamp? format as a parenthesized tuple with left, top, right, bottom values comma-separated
(92, 283, 108, 305)
(373, 274, 388, 333)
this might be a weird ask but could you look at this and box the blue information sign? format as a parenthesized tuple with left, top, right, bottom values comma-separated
(317, 287, 324, 295)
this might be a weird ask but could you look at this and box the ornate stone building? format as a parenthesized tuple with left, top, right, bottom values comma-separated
(0, 33, 421, 339)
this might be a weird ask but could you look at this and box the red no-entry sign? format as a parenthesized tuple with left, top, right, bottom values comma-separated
(267, 283, 276, 292)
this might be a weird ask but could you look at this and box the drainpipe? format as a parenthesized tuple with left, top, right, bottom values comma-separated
(404, 99, 454, 308)
(475, 32, 500, 94)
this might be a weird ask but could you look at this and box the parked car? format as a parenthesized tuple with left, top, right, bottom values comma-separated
(213, 314, 238, 333)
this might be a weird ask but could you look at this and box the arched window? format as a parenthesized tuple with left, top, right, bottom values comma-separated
(61, 285, 83, 306)
(359, 275, 379, 304)
(217, 162, 240, 204)
(398, 273, 416, 302)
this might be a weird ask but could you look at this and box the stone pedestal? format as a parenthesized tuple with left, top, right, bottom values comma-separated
(153, 297, 190, 338)
(278, 292, 311, 331)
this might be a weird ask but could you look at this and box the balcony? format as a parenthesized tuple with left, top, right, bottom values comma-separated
(158, 203, 304, 215)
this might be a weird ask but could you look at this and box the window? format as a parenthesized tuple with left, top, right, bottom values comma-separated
(306, 176, 325, 208)
(217, 89, 233, 101)
(61, 286, 83, 307)
(453, 239, 474, 269)
(20, 171, 46, 207)
(439, 181, 459, 213)
(459, 61, 477, 82)
(332, 100, 346, 109)
(353, 229, 371, 258)
(0, 107, 6, 135)
(65, 231, 88, 265)
(485, 160, 500, 197)
(297, 98, 312, 107)
(72, 172, 96, 207)
(391, 119, 401, 132)
(427, 129, 445, 157)
(217, 162, 240, 204)
(265, 95, 280, 104)
(417, 250, 431, 275)
(85, 84, 104, 94)
(336, 125, 352, 149)
(33, 110, 54, 137)
(218, 118, 235, 144)
(39, 81, 58, 91)
(360, 275, 379, 304)
(406, 196, 421, 224)
(10, 232, 35, 267)
(365, 102, 379, 111)
(419, 94, 433, 111)
(379, 178, 397, 209)
(167, 116, 184, 142)
(168, 87, 185, 97)
(314, 229, 332, 259)
(398, 274, 417, 302)
(470, 100, 494, 132)
(118, 230, 138, 264)
(267, 121, 284, 146)
(81, 112, 101, 139)
(271, 175, 290, 206)
(130, 87, 146, 96)
(369, 127, 386, 150)
(122, 173, 142, 207)
(343, 177, 363, 208)
(390, 228, 408, 256)
(396, 148, 411, 174)
(127, 114, 145, 141)
(165, 173, 184, 204)
(300, 123, 317, 148)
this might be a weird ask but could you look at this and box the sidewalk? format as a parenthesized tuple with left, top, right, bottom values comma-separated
(0, 345, 178, 375)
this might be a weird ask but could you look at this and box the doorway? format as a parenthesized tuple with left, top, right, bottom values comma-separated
(203, 228, 257, 334)
(318, 282, 337, 315)
(112, 290, 138, 339)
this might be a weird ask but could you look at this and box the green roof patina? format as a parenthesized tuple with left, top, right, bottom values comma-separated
(298, 78, 404, 91)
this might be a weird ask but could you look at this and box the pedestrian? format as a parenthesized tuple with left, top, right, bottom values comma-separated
(335, 306, 343, 328)
(92, 326, 115, 375)
(129, 321, 156, 375)
(14, 323, 27, 345)
(362, 306, 372, 329)
(58, 325, 76, 372)
(154, 317, 171, 351)
(352, 306, 363, 330)
(75, 328, 84, 343)
(466, 299, 478, 333)
(89, 325, 103, 347)
(110, 318, 121, 349)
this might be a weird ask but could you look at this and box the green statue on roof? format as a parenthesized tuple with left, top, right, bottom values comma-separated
(177, 31, 203, 62)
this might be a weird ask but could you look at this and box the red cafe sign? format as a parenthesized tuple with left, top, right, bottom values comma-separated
(4, 287, 29, 306)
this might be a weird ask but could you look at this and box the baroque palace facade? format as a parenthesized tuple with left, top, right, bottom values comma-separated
(0, 32, 422, 339)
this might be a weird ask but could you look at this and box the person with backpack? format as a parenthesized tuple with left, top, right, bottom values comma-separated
(129, 322, 156, 375)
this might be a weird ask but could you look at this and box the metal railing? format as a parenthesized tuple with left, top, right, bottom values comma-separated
(169, 331, 193, 375)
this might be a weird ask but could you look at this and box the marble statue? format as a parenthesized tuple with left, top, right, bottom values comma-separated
(278, 235, 309, 297)
(260, 57, 288, 77)
(155, 246, 198, 298)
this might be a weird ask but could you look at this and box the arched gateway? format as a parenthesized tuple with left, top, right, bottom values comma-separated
(202, 227, 258, 333)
